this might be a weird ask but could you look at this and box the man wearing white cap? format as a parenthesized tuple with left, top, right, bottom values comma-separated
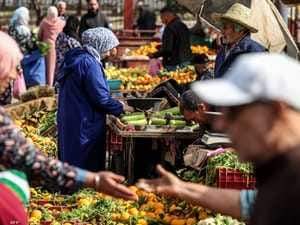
(137, 53, 300, 225)
(214, 3, 265, 78)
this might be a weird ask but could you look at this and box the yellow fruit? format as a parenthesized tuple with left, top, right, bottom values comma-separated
(199, 211, 208, 220)
(31, 209, 42, 220)
(140, 211, 146, 217)
(63, 223, 72, 225)
(154, 208, 164, 215)
(111, 213, 120, 221)
(129, 207, 139, 216)
(163, 215, 173, 223)
(186, 218, 197, 225)
(137, 219, 148, 225)
(171, 219, 186, 225)
(78, 198, 92, 207)
(120, 212, 130, 221)
(146, 212, 156, 218)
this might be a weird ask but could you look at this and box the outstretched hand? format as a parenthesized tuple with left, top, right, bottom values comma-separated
(96, 172, 138, 201)
(136, 165, 183, 197)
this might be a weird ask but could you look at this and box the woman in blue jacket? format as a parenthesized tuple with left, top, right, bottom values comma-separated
(57, 28, 127, 171)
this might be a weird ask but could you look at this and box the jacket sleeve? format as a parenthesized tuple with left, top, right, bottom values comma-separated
(82, 59, 124, 116)
(79, 16, 87, 36)
(152, 27, 174, 58)
(0, 107, 84, 194)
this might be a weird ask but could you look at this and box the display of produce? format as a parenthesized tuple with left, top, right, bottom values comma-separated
(126, 42, 160, 57)
(15, 109, 57, 157)
(205, 151, 254, 186)
(159, 67, 197, 84)
(125, 43, 215, 59)
(28, 186, 245, 225)
(105, 67, 161, 91)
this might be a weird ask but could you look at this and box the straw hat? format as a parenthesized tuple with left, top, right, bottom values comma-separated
(212, 3, 258, 33)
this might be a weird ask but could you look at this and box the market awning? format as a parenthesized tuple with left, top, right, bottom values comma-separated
(176, 0, 299, 59)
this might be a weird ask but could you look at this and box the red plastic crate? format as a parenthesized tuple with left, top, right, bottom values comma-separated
(107, 129, 123, 152)
(217, 168, 256, 189)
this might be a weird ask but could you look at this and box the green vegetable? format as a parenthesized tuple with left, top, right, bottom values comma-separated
(206, 151, 254, 186)
(150, 118, 167, 125)
(127, 119, 147, 126)
(159, 107, 180, 116)
(121, 114, 145, 122)
(169, 120, 186, 127)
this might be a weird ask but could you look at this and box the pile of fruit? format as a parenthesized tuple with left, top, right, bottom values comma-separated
(29, 186, 245, 225)
(126, 42, 160, 57)
(105, 67, 161, 92)
(15, 109, 57, 158)
(159, 67, 197, 85)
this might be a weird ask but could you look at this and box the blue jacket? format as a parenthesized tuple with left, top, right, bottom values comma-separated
(215, 35, 266, 79)
(57, 48, 123, 171)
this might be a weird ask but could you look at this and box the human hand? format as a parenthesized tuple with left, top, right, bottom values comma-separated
(120, 101, 135, 113)
(92, 172, 138, 201)
(136, 165, 183, 197)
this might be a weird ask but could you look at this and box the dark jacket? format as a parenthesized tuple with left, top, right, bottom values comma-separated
(153, 18, 192, 68)
(79, 10, 109, 35)
(215, 35, 265, 78)
(250, 148, 300, 225)
(57, 48, 123, 171)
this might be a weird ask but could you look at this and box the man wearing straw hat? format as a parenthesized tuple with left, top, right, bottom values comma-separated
(214, 3, 266, 78)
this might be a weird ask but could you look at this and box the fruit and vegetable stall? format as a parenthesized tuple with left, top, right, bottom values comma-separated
(2, 35, 255, 225)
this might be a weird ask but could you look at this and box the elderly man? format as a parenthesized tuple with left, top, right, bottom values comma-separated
(214, 3, 265, 78)
(57, 1, 67, 20)
(79, 0, 110, 35)
(137, 53, 300, 225)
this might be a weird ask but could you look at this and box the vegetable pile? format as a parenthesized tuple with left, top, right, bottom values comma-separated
(29, 186, 245, 225)
(205, 151, 254, 186)
(15, 109, 57, 157)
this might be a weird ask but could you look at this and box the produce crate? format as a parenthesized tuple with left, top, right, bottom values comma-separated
(217, 168, 256, 190)
(107, 129, 123, 152)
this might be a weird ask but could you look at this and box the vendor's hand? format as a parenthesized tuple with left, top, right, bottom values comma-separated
(136, 165, 183, 197)
(120, 101, 135, 113)
(87, 172, 138, 201)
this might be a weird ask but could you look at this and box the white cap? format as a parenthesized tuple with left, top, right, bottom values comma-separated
(192, 53, 300, 110)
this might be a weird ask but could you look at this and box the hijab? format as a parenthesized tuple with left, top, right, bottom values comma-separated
(81, 27, 119, 62)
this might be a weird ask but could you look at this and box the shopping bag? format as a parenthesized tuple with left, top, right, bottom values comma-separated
(21, 50, 46, 88)
(13, 72, 27, 99)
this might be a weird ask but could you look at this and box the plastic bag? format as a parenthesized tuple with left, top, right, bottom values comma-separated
(13, 72, 27, 99)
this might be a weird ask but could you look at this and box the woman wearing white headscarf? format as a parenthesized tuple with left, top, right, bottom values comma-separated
(57, 27, 132, 172)
(39, 6, 65, 86)
(8, 7, 31, 54)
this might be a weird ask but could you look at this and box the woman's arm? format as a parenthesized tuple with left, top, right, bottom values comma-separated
(0, 107, 137, 200)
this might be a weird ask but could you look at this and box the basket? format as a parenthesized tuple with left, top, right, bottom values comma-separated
(108, 79, 122, 90)
(217, 168, 256, 190)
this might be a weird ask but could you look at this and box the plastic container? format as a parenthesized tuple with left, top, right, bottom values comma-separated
(217, 168, 256, 190)
(108, 79, 122, 90)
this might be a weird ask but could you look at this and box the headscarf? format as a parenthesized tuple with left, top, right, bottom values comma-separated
(0, 32, 23, 80)
(10, 7, 30, 26)
(81, 27, 119, 62)
(47, 6, 59, 20)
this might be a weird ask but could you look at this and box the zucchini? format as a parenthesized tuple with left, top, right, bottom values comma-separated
(159, 107, 180, 115)
(150, 118, 167, 125)
(121, 114, 145, 122)
(127, 119, 147, 126)
(170, 120, 186, 127)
